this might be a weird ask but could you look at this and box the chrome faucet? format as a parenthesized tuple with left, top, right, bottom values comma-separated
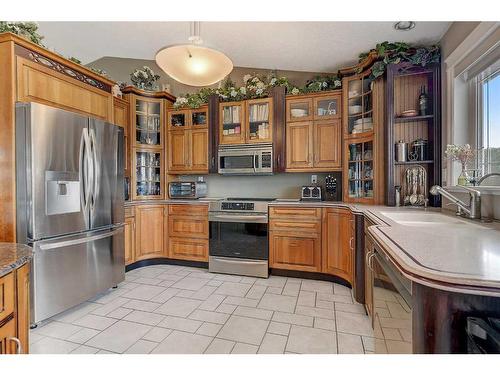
(476, 173, 500, 186)
(430, 185, 481, 219)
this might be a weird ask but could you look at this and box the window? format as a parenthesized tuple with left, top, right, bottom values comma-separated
(478, 70, 500, 177)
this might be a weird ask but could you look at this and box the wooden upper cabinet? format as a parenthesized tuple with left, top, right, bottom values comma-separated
(285, 92, 342, 172)
(220, 101, 245, 145)
(314, 120, 341, 169)
(286, 121, 313, 170)
(343, 70, 375, 139)
(313, 95, 341, 121)
(191, 129, 209, 172)
(168, 130, 189, 172)
(322, 208, 353, 283)
(16, 57, 113, 121)
(132, 96, 164, 149)
(132, 149, 164, 200)
(246, 98, 273, 143)
(286, 97, 313, 122)
(113, 97, 130, 174)
(167, 106, 209, 174)
(135, 205, 165, 260)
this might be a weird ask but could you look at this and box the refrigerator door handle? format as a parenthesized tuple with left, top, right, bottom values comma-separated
(89, 127, 99, 210)
(79, 128, 92, 221)
(38, 226, 124, 251)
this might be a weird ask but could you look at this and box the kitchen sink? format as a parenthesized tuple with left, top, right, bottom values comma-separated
(378, 211, 468, 226)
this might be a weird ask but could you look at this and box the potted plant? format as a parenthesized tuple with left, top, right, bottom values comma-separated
(130, 66, 161, 91)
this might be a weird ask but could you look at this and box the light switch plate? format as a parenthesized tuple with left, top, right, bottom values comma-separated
(311, 175, 317, 184)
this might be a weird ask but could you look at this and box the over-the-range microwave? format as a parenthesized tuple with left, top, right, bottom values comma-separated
(218, 144, 273, 175)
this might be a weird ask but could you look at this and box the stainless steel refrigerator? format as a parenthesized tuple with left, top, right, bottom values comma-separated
(15, 102, 125, 324)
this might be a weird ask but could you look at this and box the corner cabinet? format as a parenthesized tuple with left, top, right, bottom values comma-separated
(285, 91, 342, 172)
(167, 106, 209, 174)
(342, 70, 384, 204)
(123, 87, 175, 200)
(135, 205, 167, 261)
(322, 208, 353, 283)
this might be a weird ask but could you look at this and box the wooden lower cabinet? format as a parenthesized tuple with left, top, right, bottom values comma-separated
(269, 232, 321, 272)
(0, 319, 17, 354)
(0, 263, 30, 354)
(364, 234, 374, 323)
(269, 206, 322, 272)
(169, 238, 208, 262)
(15, 263, 30, 354)
(321, 208, 353, 283)
(135, 205, 166, 261)
(167, 204, 208, 262)
(124, 216, 136, 265)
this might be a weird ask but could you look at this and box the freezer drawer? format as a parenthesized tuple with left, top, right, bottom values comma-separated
(31, 226, 125, 323)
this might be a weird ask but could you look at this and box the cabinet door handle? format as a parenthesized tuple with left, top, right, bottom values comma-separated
(7, 337, 22, 354)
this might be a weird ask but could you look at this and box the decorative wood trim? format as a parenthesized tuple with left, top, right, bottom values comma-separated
(208, 94, 220, 173)
(121, 85, 176, 102)
(15, 44, 112, 93)
(339, 51, 378, 76)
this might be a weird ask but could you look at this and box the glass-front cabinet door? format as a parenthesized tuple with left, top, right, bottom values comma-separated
(191, 107, 208, 128)
(286, 97, 313, 122)
(134, 98, 163, 148)
(133, 149, 163, 199)
(220, 102, 245, 145)
(344, 70, 374, 137)
(313, 94, 341, 120)
(345, 138, 374, 201)
(168, 110, 188, 130)
(246, 98, 273, 143)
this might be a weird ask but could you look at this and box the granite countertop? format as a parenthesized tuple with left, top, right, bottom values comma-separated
(0, 243, 33, 278)
(364, 207, 500, 296)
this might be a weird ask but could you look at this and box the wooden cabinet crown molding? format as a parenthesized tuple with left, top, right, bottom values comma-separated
(122, 85, 176, 103)
(0, 33, 116, 92)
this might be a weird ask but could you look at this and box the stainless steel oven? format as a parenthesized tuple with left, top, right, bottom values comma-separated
(218, 144, 273, 175)
(209, 199, 271, 278)
(367, 239, 413, 353)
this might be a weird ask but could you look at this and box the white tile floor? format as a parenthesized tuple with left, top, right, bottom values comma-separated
(30, 264, 374, 354)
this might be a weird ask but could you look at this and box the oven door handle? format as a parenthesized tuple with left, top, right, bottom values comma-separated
(209, 214, 268, 223)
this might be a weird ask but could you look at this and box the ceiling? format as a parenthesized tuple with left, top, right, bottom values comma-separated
(37, 22, 450, 72)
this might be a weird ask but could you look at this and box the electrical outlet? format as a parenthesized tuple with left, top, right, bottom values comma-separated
(311, 175, 317, 184)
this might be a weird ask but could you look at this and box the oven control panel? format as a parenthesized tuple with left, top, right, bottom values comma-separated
(221, 202, 255, 211)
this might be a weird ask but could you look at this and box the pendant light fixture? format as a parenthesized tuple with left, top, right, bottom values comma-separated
(155, 22, 233, 87)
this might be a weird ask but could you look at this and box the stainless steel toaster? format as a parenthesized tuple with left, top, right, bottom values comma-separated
(300, 185, 323, 201)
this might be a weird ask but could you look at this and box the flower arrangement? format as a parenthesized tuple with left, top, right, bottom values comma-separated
(358, 41, 440, 79)
(0, 21, 44, 46)
(130, 66, 161, 91)
(173, 72, 341, 109)
(445, 144, 476, 185)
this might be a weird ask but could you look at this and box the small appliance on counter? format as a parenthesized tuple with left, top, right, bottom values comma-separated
(301, 185, 323, 201)
(324, 175, 340, 201)
(168, 181, 207, 199)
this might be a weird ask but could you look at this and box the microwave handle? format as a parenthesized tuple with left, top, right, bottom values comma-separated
(254, 153, 258, 172)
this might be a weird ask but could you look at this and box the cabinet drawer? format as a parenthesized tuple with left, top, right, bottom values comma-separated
(169, 238, 208, 262)
(168, 216, 208, 239)
(168, 204, 208, 217)
(0, 272, 15, 323)
(270, 220, 321, 235)
(269, 233, 321, 272)
(269, 206, 322, 221)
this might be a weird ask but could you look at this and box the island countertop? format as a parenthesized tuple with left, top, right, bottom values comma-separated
(364, 207, 500, 296)
(0, 243, 33, 278)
